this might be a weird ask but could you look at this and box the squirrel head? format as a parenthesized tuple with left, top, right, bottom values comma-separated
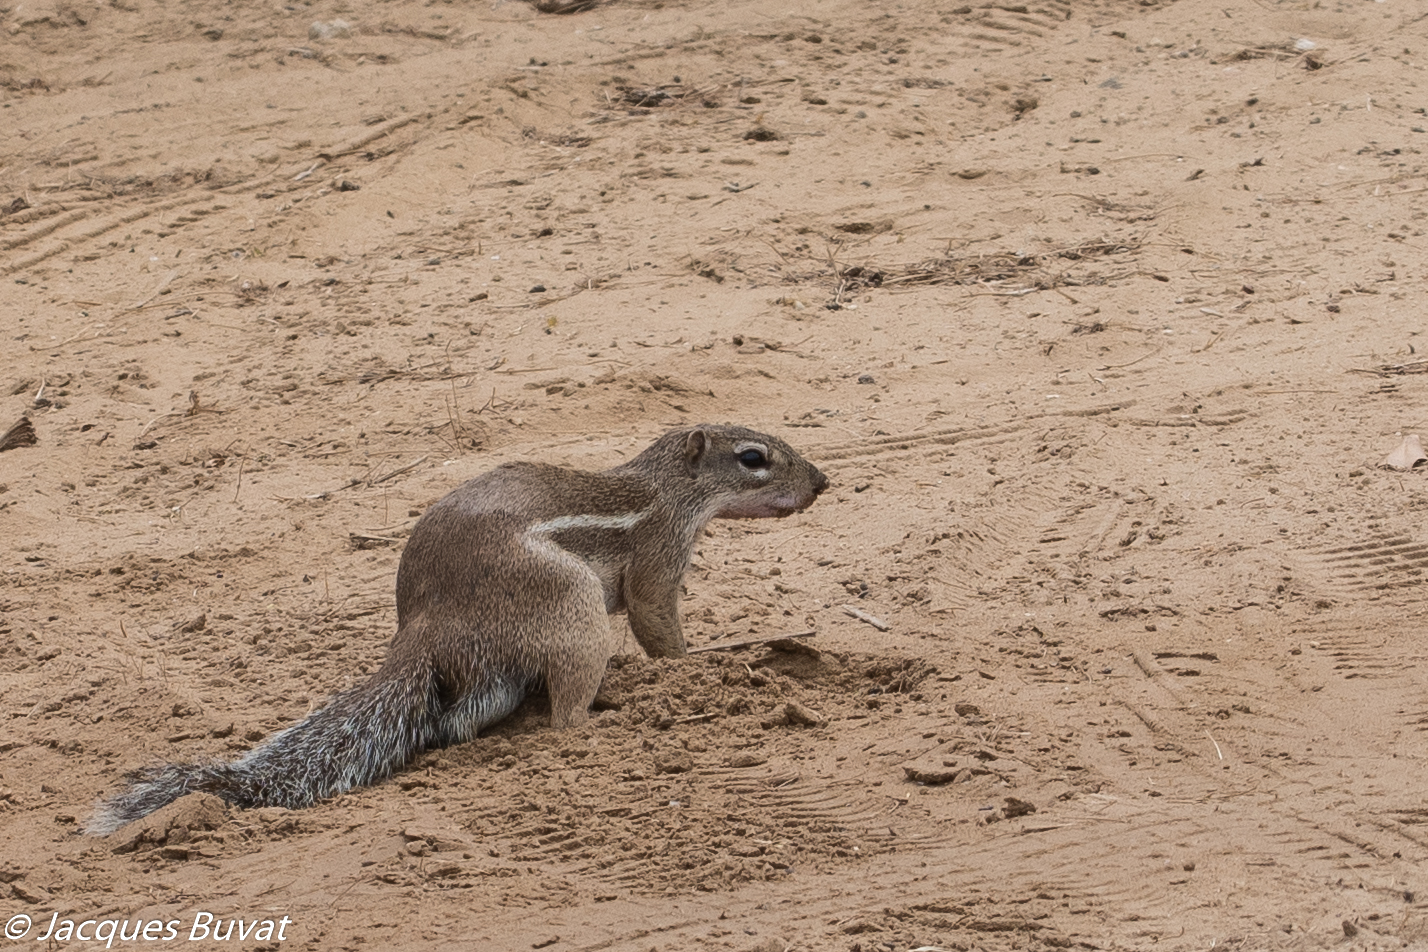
(662, 424, 829, 519)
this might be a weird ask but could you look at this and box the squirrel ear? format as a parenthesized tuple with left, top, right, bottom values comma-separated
(683, 428, 709, 477)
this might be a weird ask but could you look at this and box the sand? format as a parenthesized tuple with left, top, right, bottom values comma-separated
(4, 0, 1428, 948)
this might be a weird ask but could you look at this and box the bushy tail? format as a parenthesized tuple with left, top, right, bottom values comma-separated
(85, 658, 437, 835)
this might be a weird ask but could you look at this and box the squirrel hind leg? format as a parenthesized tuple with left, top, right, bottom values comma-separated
(547, 675, 601, 729)
(517, 540, 614, 730)
(544, 603, 612, 730)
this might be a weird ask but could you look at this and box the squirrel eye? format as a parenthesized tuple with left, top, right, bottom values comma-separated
(738, 449, 768, 468)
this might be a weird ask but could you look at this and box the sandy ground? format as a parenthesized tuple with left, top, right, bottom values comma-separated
(4, 0, 1428, 948)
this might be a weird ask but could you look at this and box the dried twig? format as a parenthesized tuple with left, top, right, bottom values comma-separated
(232, 457, 246, 503)
(797, 236, 1143, 302)
(319, 362, 465, 386)
(843, 605, 890, 631)
(137, 410, 186, 437)
(367, 456, 428, 487)
(128, 269, 181, 311)
(1350, 358, 1428, 377)
(688, 631, 816, 654)
(350, 533, 402, 549)
(531, 0, 602, 13)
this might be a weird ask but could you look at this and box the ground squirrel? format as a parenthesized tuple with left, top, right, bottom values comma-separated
(86, 424, 828, 834)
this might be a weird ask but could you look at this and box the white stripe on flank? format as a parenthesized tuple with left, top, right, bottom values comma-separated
(529, 509, 649, 533)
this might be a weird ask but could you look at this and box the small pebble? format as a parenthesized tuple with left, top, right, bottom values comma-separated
(308, 19, 352, 40)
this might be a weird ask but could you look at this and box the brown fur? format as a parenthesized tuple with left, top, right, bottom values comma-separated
(86, 425, 827, 833)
